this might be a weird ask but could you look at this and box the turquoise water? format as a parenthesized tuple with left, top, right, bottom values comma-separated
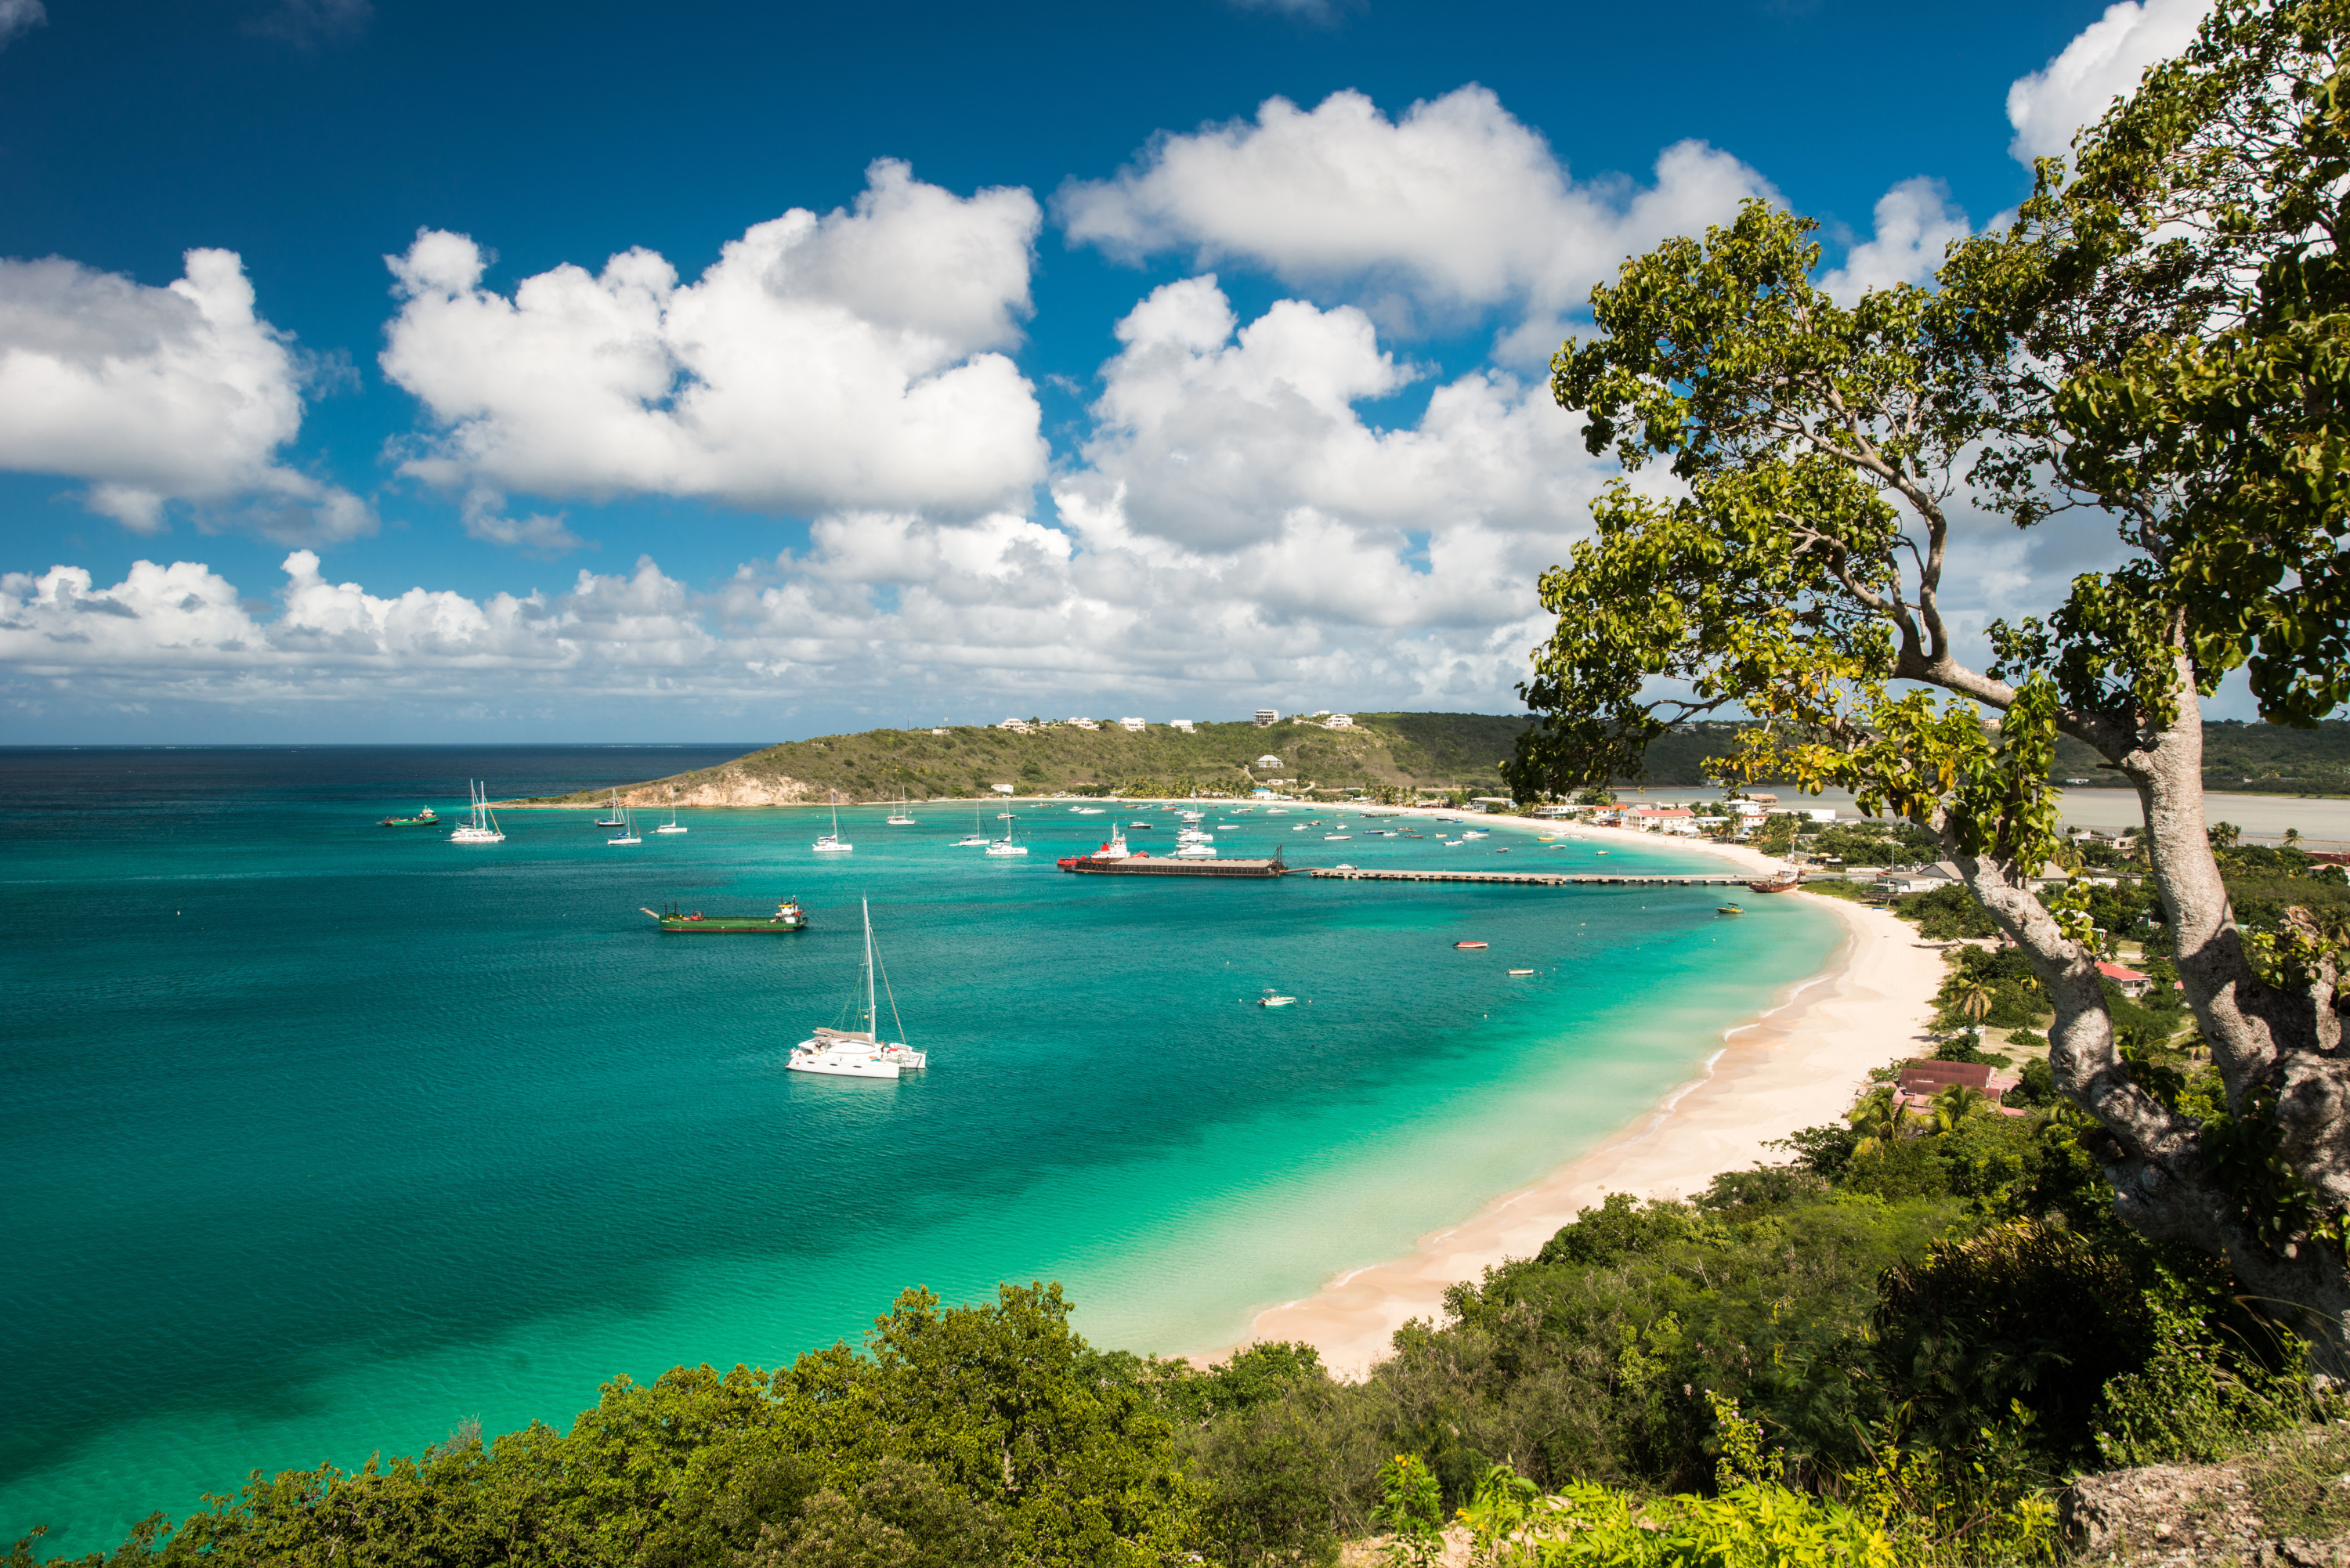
(0, 749, 1838, 1554)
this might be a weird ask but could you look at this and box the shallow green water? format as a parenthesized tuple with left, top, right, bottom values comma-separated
(0, 748, 1837, 1553)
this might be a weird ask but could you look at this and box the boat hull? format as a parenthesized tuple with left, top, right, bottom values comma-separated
(1057, 855, 1287, 878)
(786, 1057, 899, 1078)
(656, 918, 805, 932)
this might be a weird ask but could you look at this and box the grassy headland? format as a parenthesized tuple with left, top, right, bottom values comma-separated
(514, 712, 1539, 807)
(517, 715, 2350, 807)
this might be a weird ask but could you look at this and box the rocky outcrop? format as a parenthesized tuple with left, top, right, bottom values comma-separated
(2069, 1447, 2350, 1566)
(610, 768, 817, 807)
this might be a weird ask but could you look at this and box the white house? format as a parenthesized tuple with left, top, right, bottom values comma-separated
(992, 783, 1015, 794)
(1254, 709, 1281, 726)
(996, 718, 1034, 733)
(1168, 719, 1195, 732)
(1256, 754, 1283, 768)
(1118, 717, 1146, 732)
(1325, 714, 1356, 728)
(1065, 717, 1100, 730)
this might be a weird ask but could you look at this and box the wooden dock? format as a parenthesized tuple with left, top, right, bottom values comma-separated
(1307, 868, 1770, 887)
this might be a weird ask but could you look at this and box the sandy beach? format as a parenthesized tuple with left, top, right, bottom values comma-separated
(1236, 809, 1947, 1377)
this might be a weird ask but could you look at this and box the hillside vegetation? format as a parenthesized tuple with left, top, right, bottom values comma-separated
(519, 713, 1538, 807)
(520, 715, 2350, 808)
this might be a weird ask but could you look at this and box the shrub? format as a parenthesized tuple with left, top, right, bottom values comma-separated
(1874, 1220, 2153, 1461)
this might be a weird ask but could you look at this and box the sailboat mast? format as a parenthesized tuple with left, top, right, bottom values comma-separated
(862, 898, 877, 1037)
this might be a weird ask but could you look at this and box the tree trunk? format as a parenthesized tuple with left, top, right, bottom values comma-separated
(1958, 673, 2350, 1368)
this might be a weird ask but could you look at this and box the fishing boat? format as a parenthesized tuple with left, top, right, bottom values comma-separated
(655, 794, 688, 835)
(1454, 941, 1488, 950)
(449, 782, 505, 844)
(953, 809, 990, 847)
(379, 807, 438, 827)
(812, 800, 852, 854)
(786, 899, 924, 1078)
(594, 790, 625, 827)
(1257, 988, 1296, 1008)
(886, 792, 916, 826)
(608, 811, 642, 846)
(642, 898, 807, 933)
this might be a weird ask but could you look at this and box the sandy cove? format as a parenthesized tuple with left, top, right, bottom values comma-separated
(1235, 810, 1947, 1377)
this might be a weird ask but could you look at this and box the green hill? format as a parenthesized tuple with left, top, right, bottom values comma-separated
(522, 714, 2350, 808)
(518, 712, 1540, 807)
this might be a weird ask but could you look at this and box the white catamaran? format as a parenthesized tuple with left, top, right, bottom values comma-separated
(786, 899, 927, 1078)
(449, 781, 505, 844)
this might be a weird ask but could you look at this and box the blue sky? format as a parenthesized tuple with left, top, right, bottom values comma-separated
(0, 0, 2211, 741)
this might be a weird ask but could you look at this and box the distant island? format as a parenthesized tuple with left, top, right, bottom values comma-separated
(516, 714, 2350, 808)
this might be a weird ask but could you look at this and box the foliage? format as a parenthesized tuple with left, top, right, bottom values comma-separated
(1892, 886, 2001, 941)
(1873, 1220, 2154, 1461)
(30, 1284, 1195, 1568)
(1369, 1455, 1444, 1568)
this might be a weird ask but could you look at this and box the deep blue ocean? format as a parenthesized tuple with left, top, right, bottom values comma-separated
(0, 746, 1838, 1555)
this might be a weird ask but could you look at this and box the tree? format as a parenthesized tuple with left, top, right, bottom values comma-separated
(1507, 0, 2350, 1360)
(1848, 1086, 1912, 1158)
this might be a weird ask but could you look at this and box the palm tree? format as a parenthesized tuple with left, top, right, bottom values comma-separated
(1929, 1084, 1991, 1134)
(2286, 826, 2305, 850)
(1956, 981, 1993, 1032)
(1849, 1086, 1911, 1156)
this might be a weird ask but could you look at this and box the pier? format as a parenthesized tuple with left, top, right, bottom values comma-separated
(1307, 868, 1776, 887)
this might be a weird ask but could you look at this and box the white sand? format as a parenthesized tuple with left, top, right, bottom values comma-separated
(1233, 809, 1947, 1377)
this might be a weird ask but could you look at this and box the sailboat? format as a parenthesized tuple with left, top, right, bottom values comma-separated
(985, 815, 1028, 857)
(608, 809, 642, 846)
(885, 791, 916, 826)
(594, 790, 624, 828)
(449, 781, 505, 844)
(953, 809, 990, 847)
(786, 899, 926, 1078)
(812, 799, 853, 854)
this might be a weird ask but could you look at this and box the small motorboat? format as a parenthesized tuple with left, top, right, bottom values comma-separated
(1256, 988, 1297, 1008)
(1507, 968, 1535, 977)
(1454, 941, 1488, 950)
(1717, 903, 1745, 916)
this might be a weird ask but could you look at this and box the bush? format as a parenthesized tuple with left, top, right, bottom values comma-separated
(1874, 1219, 2153, 1461)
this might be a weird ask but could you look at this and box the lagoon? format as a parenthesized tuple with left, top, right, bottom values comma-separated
(0, 747, 1838, 1555)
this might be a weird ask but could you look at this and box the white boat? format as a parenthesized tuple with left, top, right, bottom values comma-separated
(1072, 807, 1105, 815)
(985, 816, 1028, 856)
(812, 800, 853, 854)
(594, 789, 624, 828)
(450, 781, 506, 844)
(609, 810, 642, 847)
(787, 899, 925, 1078)
(1086, 829, 1133, 861)
(1324, 833, 1351, 840)
(655, 795, 688, 836)
(953, 809, 990, 847)
(886, 791, 916, 826)
(1172, 840, 1217, 858)
(1257, 988, 1296, 1008)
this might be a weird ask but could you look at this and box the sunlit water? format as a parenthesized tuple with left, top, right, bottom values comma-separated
(0, 748, 1838, 1553)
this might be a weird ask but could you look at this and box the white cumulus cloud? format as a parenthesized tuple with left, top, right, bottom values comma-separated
(381, 160, 1049, 522)
(2007, 0, 2215, 164)
(1819, 178, 1974, 302)
(0, 248, 372, 543)
(1058, 85, 1772, 349)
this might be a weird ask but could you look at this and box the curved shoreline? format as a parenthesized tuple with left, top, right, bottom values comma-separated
(1230, 812, 1944, 1377)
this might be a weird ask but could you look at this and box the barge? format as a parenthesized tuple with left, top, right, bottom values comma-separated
(642, 898, 808, 932)
(1056, 848, 1287, 879)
